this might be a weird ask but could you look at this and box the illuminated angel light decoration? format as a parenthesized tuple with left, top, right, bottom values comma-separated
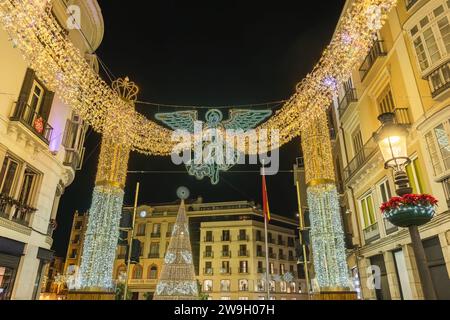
(156, 109, 272, 185)
(154, 187, 199, 300)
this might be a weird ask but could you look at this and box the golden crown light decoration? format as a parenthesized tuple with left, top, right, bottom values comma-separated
(76, 77, 137, 291)
(0, 0, 398, 294)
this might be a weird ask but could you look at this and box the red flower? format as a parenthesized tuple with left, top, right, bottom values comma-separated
(380, 194, 438, 213)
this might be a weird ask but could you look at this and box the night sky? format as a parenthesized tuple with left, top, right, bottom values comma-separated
(52, 0, 346, 257)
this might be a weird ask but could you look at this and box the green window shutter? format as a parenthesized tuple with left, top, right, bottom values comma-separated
(39, 91, 55, 122)
(367, 196, 375, 225)
(361, 198, 369, 228)
(413, 158, 426, 194)
(406, 164, 418, 194)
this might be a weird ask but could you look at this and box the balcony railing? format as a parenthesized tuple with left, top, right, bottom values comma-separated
(0, 193, 37, 227)
(359, 40, 387, 80)
(406, 0, 419, 10)
(256, 236, 265, 242)
(204, 268, 214, 275)
(279, 254, 287, 261)
(428, 61, 450, 98)
(256, 252, 265, 258)
(384, 219, 399, 235)
(268, 239, 276, 245)
(221, 236, 232, 242)
(269, 253, 277, 259)
(288, 256, 295, 262)
(339, 88, 358, 117)
(278, 240, 286, 246)
(148, 253, 160, 259)
(344, 138, 379, 182)
(238, 235, 249, 241)
(363, 223, 381, 244)
(204, 252, 214, 258)
(10, 101, 53, 143)
(220, 268, 231, 275)
(238, 250, 249, 257)
(64, 150, 82, 171)
(151, 232, 161, 238)
(204, 236, 214, 243)
(222, 251, 231, 258)
(257, 268, 266, 274)
(239, 268, 249, 274)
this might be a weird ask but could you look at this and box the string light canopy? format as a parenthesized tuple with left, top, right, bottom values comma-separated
(0, 0, 397, 155)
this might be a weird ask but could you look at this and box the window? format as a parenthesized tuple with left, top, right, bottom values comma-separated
(70, 249, 77, 259)
(136, 223, 146, 236)
(0, 156, 19, 196)
(405, 0, 419, 10)
(280, 281, 287, 293)
(149, 243, 159, 258)
(204, 262, 213, 275)
(18, 168, 38, 206)
(239, 229, 247, 240)
(28, 81, 45, 115)
(280, 264, 286, 275)
(133, 265, 143, 279)
(221, 261, 230, 274)
(75, 221, 83, 230)
(360, 193, 376, 228)
(410, 1, 450, 73)
(426, 122, 450, 176)
(256, 280, 266, 292)
(256, 230, 263, 241)
(257, 245, 263, 257)
(205, 231, 213, 242)
(222, 245, 230, 257)
(406, 157, 426, 194)
(441, 178, 450, 205)
(239, 279, 249, 291)
(203, 280, 213, 292)
(239, 244, 248, 257)
(151, 224, 161, 238)
(148, 266, 158, 279)
(352, 128, 364, 165)
(220, 280, 230, 292)
(167, 223, 174, 237)
(378, 179, 392, 204)
(239, 261, 248, 274)
(269, 281, 276, 292)
(378, 86, 396, 114)
(269, 263, 275, 275)
(222, 230, 230, 241)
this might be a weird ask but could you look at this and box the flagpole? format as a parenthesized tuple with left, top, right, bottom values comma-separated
(262, 161, 270, 300)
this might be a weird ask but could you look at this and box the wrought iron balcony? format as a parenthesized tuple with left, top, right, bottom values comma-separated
(238, 234, 249, 241)
(221, 236, 232, 242)
(338, 88, 358, 117)
(279, 254, 287, 261)
(257, 268, 266, 274)
(428, 61, 450, 99)
(204, 268, 214, 275)
(203, 251, 214, 258)
(359, 40, 387, 81)
(363, 223, 381, 244)
(0, 193, 37, 227)
(255, 236, 265, 242)
(269, 253, 277, 259)
(239, 268, 249, 274)
(256, 251, 265, 258)
(151, 232, 161, 238)
(222, 251, 231, 258)
(288, 255, 295, 262)
(238, 250, 250, 257)
(278, 240, 286, 246)
(148, 253, 160, 259)
(10, 101, 53, 144)
(64, 150, 82, 171)
(204, 236, 214, 243)
(220, 268, 231, 275)
(343, 138, 379, 182)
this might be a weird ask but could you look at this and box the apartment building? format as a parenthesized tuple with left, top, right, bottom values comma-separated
(110, 199, 306, 300)
(0, 1, 103, 300)
(332, 0, 450, 300)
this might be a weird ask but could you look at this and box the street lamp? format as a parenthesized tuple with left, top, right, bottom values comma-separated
(374, 112, 437, 300)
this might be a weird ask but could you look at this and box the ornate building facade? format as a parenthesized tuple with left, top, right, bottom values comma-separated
(0, 0, 103, 300)
(332, 0, 450, 300)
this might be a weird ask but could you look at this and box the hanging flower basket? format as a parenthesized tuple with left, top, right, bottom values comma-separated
(381, 194, 437, 228)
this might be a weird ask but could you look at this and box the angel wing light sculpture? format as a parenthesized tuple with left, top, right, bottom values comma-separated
(155, 109, 272, 185)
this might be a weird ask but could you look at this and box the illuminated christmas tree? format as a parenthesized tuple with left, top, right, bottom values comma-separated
(154, 187, 199, 300)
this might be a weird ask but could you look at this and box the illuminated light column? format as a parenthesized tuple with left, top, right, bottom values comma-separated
(77, 78, 138, 290)
(301, 110, 351, 291)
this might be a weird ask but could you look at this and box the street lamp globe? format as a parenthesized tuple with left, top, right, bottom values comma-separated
(374, 112, 410, 170)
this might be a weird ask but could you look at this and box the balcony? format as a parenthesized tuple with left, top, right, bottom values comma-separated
(268, 238, 276, 245)
(279, 254, 287, 261)
(204, 236, 214, 243)
(363, 223, 381, 244)
(256, 236, 265, 242)
(166, 232, 172, 238)
(288, 255, 295, 262)
(148, 253, 160, 259)
(0, 194, 37, 227)
(256, 252, 265, 258)
(384, 219, 399, 235)
(222, 251, 231, 258)
(406, 0, 419, 10)
(151, 232, 161, 238)
(269, 253, 277, 259)
(278, 240, 286, 246)
(239, 268, 249, 275)
(10, 101, 53, 144)
(64, 150, 83, 171)
(257, 268, 266, 274)
(344, 138, 379, 182)
(428, 61, 450, 99)
(220, 268, 231, 275)
(204, 251, 214, 258)
(359, 40, 387, 81)
(238, 250, 249, 257)
(288, 240, 295, 248)
(203, 268, 214, 275)
(238, 234, 249, 241)
(221, 236, 232, 242)
(338, 88, 358, 117)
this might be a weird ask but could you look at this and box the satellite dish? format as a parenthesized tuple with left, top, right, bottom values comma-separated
(177, 186, 190, 200)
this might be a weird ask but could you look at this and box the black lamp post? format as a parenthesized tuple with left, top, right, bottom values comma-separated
(374, 113, 437, 300)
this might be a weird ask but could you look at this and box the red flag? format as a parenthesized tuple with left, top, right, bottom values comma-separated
(262, 175, 271, 222)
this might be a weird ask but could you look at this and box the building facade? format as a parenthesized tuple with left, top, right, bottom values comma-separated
(110, 199, 307, 300)
(0, 0, 103, 300)
(332, 0, 450, 300)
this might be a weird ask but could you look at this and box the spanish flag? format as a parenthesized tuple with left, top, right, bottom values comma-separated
(262, 175, 271, 222)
